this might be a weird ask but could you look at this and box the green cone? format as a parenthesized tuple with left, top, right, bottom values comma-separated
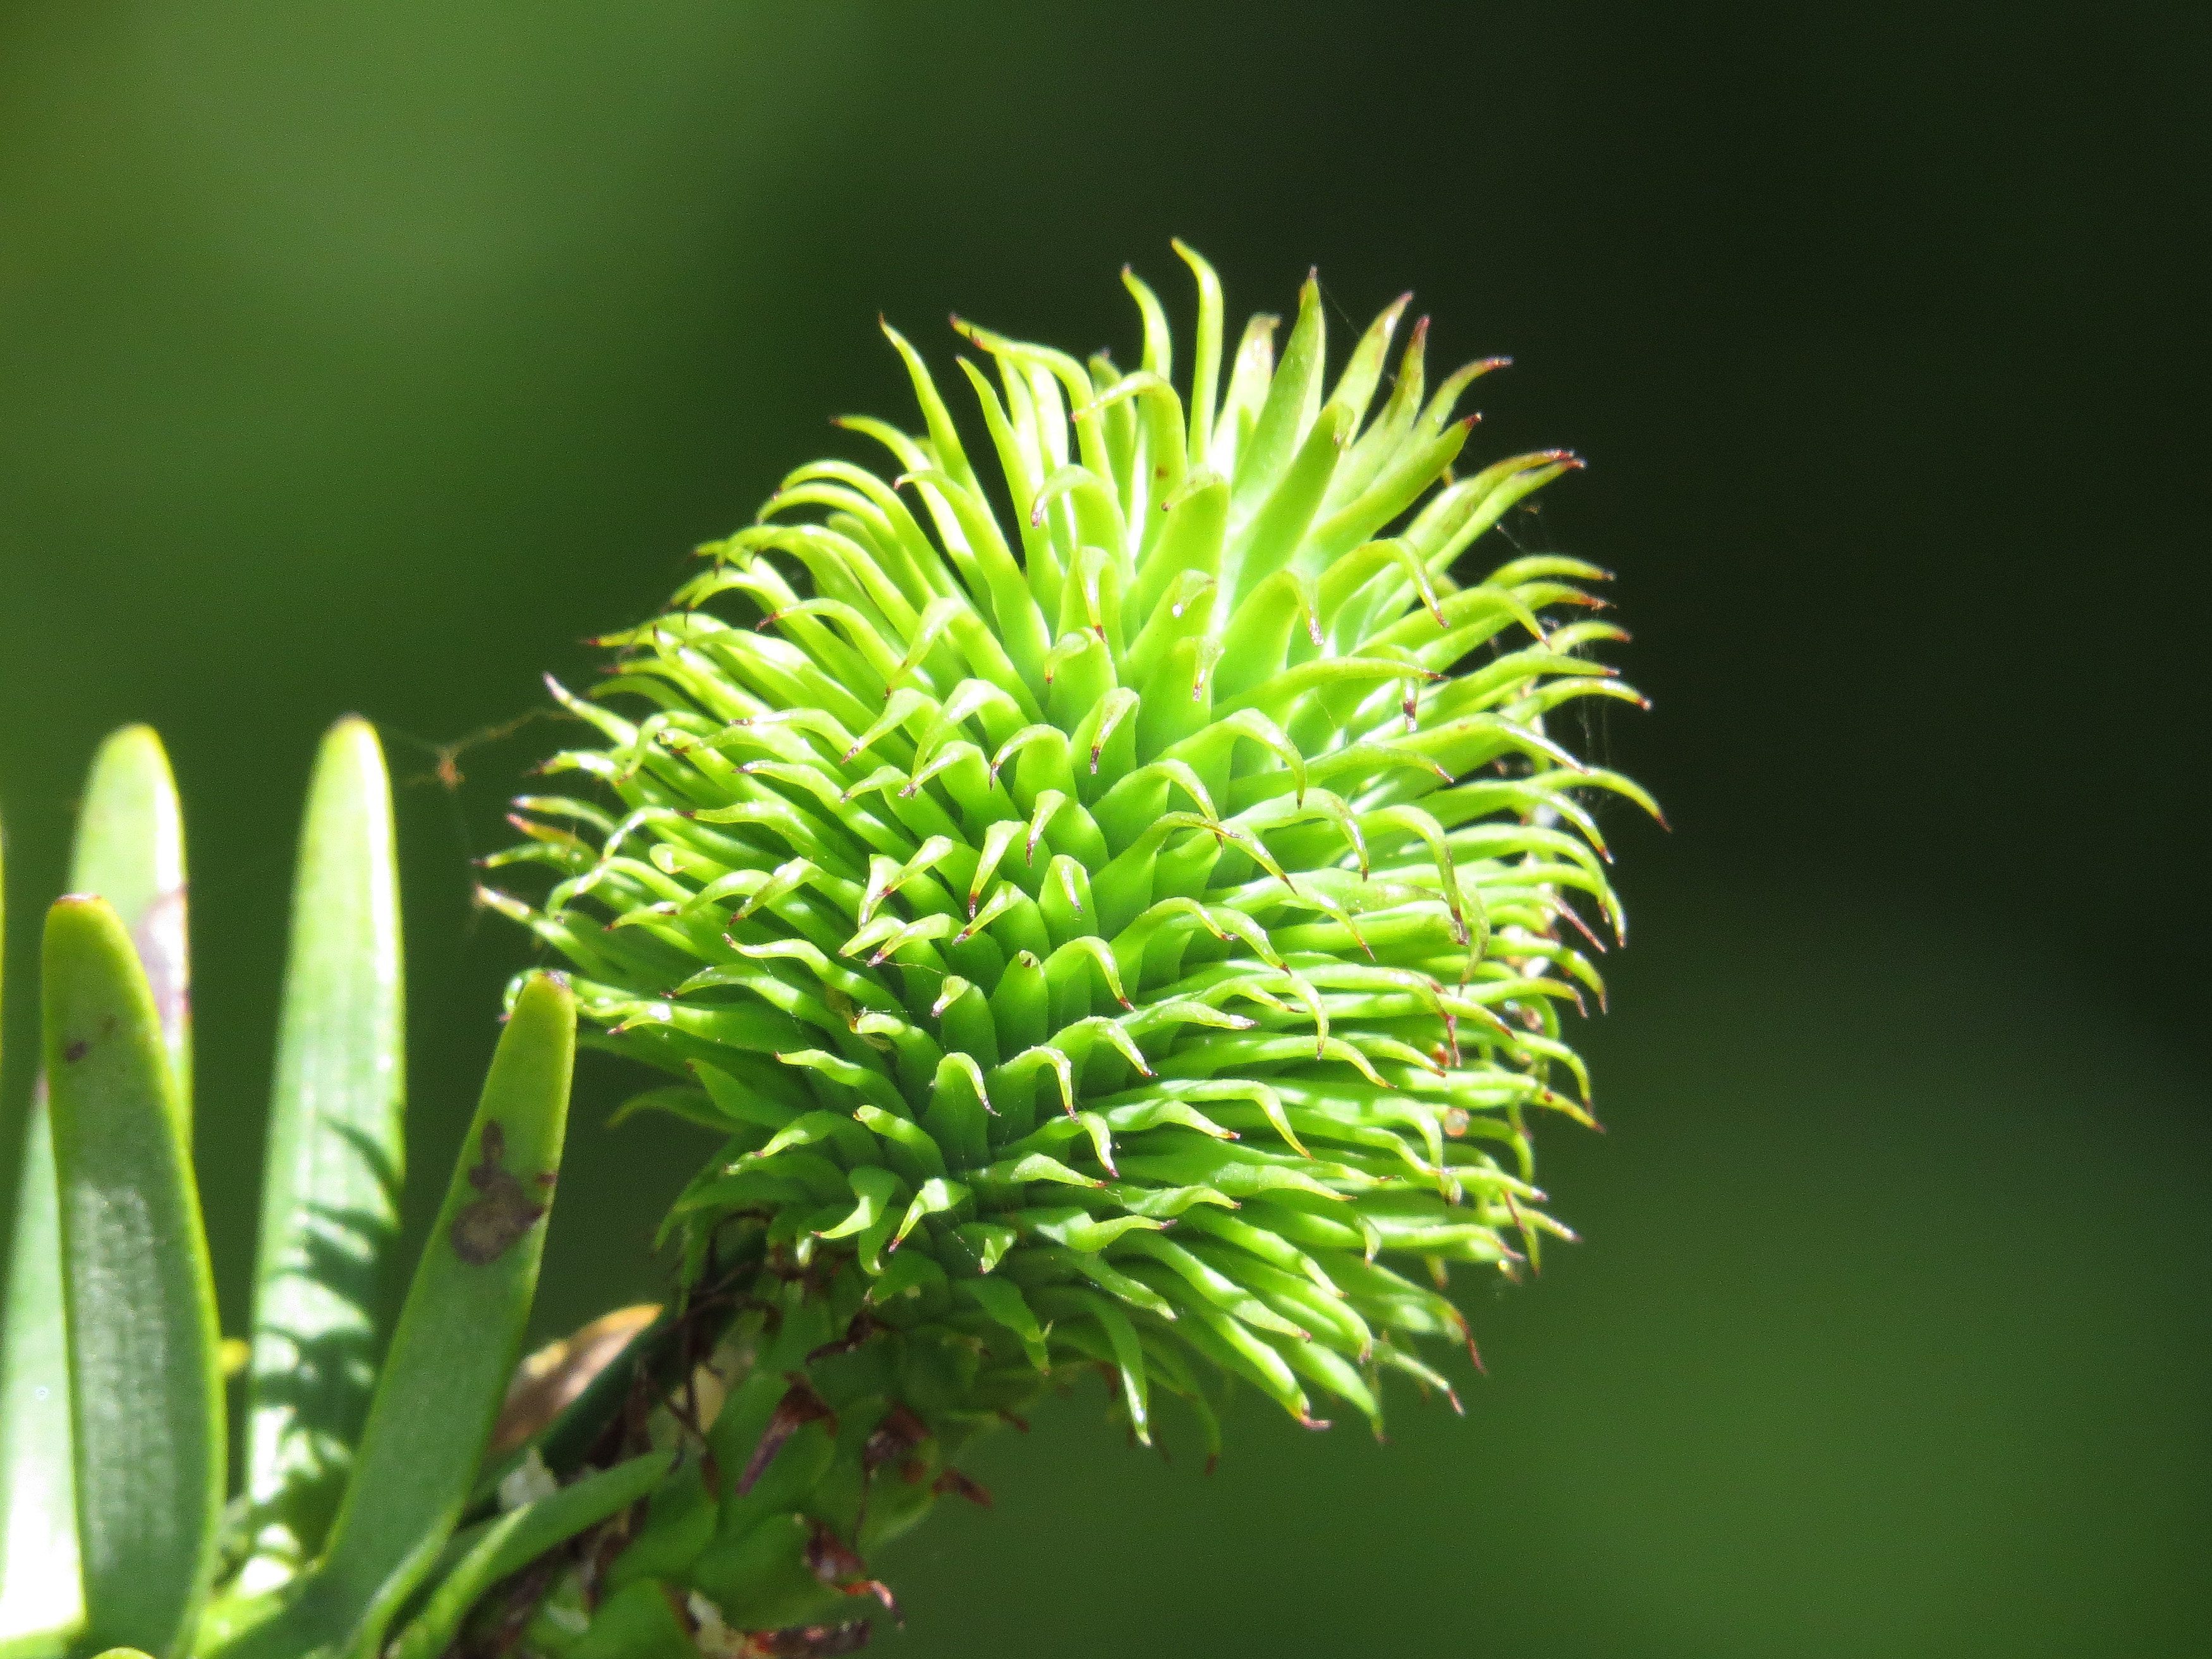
(485, 245, 1655, 1656)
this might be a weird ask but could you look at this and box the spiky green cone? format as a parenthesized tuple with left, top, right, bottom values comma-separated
(484, 245, 1655, 1657)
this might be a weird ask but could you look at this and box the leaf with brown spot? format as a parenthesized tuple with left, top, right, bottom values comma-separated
(451, 1118, 551, 1265)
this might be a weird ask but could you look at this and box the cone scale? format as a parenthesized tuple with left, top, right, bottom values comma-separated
(486, 246, 1656, 1657)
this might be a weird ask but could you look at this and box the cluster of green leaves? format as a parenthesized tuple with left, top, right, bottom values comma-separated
(0, 724, 585, 1659)
(483, 246, 1653, 1652)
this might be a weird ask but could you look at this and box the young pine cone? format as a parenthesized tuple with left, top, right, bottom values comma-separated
(484, 244, 1654, 1657)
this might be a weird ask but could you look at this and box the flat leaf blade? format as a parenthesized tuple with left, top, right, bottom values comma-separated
(242, 719, 406, 1576)
(43, 897, 223, 1659)
(312, 972, 575, 1658)
(3, 730, 193, 1656)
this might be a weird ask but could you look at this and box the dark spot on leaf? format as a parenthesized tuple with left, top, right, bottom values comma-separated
(63, 1039, 90, 1063)
(450, 1118, 550, 1265)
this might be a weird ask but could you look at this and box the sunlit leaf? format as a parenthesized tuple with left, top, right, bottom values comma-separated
(44, 897, 223, 1659)
(241, 719, 408, 1583)
(303, 971, 574, 1659)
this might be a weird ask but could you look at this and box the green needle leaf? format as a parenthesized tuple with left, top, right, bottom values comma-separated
(44, 896, 223, 1659)
(305, 971, 574, 1659)
(243, 718, 408, 1578)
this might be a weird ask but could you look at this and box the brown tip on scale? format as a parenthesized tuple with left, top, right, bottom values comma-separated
(933, 1467, 994, 1507)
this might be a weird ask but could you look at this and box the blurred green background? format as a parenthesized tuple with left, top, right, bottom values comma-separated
(2, 3, 2204, 1655)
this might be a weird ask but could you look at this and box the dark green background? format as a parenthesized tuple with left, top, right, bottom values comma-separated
(2, 3, 2204, 1654)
